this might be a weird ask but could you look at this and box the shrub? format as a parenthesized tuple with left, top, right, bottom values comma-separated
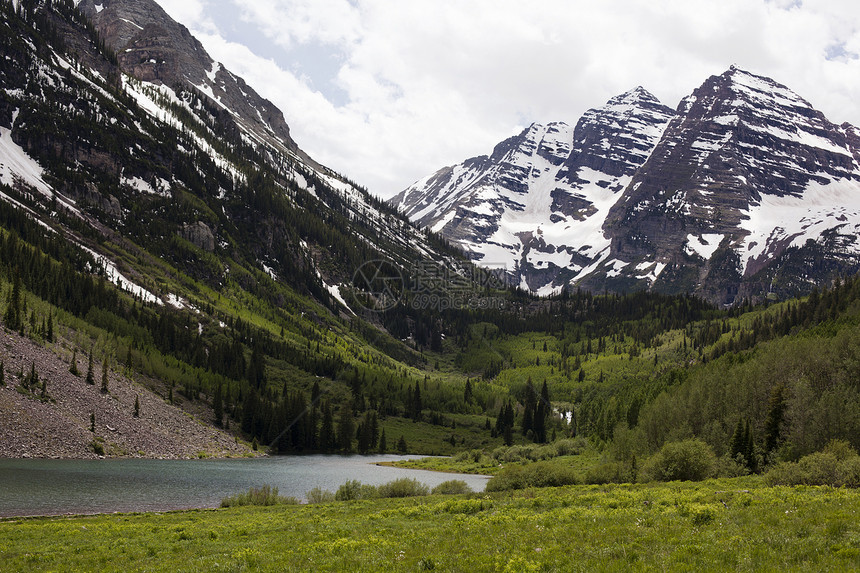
(485, 461, 580, 492)
(530, 444, 559, 461)
(377, 478, 430, 498)
(765, 445, 860, 487)
(799, 452, 840, 486)
(585, 461, 631, 485)
(220, 485, 299, 507)
(715, 454, 751, 478)
(838, 456, 860, 487)
(306, 487, 335, 504)
(642, 439, 716, 482)
(453, 449, 485, 463)
(335, 480, 378, 501)
(499, 445, 535, 463)
(431, 479, 472, 495)
(554, 437, 588, 457)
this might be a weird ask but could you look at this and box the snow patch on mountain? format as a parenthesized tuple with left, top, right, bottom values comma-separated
(740, 176, 860, 273)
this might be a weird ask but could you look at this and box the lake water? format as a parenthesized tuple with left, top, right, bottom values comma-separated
(0, 455, 489, 517)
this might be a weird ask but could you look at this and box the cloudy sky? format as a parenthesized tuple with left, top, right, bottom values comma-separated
(154, 0, 860, 200)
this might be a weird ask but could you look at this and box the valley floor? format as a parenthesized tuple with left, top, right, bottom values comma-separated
(1, 477, 858, 572)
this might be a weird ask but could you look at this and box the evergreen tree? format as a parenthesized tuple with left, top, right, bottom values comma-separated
(213, 382, 223, 426)
(69, 349, 79, 376)
(336, 403, 355, 452)
(396, 434, 408, 454)
(464, 379, 473, 404)
(3, 267, 21, 332)
(100, 356, 109, 393)
(411, 382, 422, 421)
(90, 412, 95, 432)
(729, 418, 745, 461)
(0, 361, 4, 387)
(85, 346, 95, 385)
(503, 421, 513, 446)
(46, 312, 53, 342)
(134, 395, 140, 418)
(522, 378, 536, 436)
(378, 427, 387, 454)
(763, 383, 786, 457)
(319, 400, 334, 451)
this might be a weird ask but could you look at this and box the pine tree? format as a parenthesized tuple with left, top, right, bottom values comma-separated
(69, 349, 79, 376)
(0, 361, 4, 387)
(134, 395, 140, 418)
(3, 267, 21, 331)
(336, 403, 355, 452)
(213, 382, 223, 426)
(729, 418, 745, 462)
(85, 347, 94, 385)
(396, 434, 408, 454)
(378, 428, 387, 454)
(100, 356, 109, 393)
(90, 412, 95, 432)
(46, 312, 53, 342)
(320, 400, 334, 451)
(763, 383, 786, 457)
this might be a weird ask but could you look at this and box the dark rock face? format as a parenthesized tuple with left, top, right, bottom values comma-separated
(602, 67, 860, 305)
(181, 221, 215, 252)
(77, 0, 309, 164)
(391, 89, 676, 293)
(394, 67, 860, 305)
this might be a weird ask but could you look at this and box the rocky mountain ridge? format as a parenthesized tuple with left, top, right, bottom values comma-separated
(393, 66, 860, 305)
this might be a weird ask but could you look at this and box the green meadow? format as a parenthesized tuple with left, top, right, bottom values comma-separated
(2, 477, 859, 572)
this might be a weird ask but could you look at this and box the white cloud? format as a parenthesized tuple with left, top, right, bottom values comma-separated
(155, 0, 860, 200)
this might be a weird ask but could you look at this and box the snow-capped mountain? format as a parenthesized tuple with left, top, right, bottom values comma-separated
(391, 87, 676, 294)
(0, 0, 466, 317)
(392, 67, 860, 304)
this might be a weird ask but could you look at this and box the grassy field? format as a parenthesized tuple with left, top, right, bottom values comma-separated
(2, 477, 859, 572)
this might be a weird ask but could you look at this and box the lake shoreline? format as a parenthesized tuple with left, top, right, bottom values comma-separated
(0, 455, 490, 518)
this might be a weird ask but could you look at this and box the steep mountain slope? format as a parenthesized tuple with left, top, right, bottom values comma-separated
(395, 67, 860, 304)
(391, 88, 676, 294)
(76, 0, 314, 169)
(0, 0, 486, 457)
(601, 66, 860, 303)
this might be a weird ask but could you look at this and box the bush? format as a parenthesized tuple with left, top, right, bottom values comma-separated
(485, 461, 580, 492)
(642, 439, 716, 482)
(530, 444, 559, 461)
(335, 480, 378, 501)
(765, 443, 860, 487)
(220, 485, 299, 507)
(306, 487, 335, 504)
(553, 437, 588, 457)
(585, 461, 631, 485)
(431, 480, 472, 495)
(90, 439, 105, 456)
(377, 478, 430, 498)
(714, 454, 751, 478)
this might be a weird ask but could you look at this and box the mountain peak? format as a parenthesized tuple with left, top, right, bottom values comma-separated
(609, 86, 661, 106)
(395, 66, 860, 305)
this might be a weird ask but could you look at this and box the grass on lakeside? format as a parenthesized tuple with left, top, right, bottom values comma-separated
(383, 441, 600, 476)
(2, 477, 860, 572)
